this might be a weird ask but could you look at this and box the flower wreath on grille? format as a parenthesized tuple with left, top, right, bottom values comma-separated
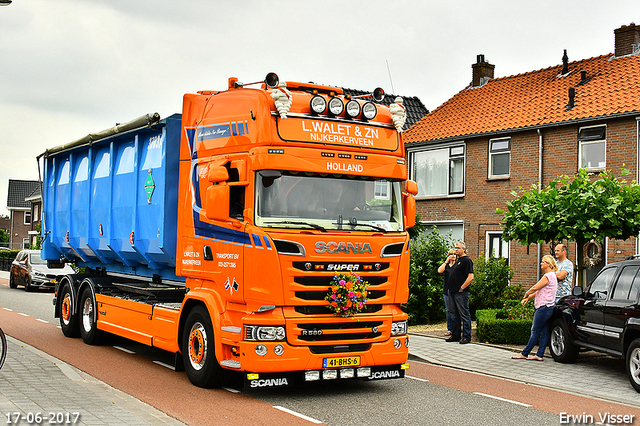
(325, 272, 369, 317)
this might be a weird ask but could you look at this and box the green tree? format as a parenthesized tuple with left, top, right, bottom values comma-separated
(407, 228, 454, 324)
(496, 168, 640, 286)
(0, 228, 8, 244)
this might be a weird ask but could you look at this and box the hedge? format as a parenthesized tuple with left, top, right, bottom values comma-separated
(475, 309, 532, 345)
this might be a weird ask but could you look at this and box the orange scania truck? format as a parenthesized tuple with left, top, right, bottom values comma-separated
(41, 73, 418, 389)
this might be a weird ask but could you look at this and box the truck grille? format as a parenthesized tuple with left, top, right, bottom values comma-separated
(290, 320, 387, 346)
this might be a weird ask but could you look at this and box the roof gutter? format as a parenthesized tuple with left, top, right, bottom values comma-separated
(36, 112, 161, 160)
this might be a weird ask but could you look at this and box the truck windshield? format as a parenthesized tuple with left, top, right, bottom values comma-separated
(255, 171, 404, 232)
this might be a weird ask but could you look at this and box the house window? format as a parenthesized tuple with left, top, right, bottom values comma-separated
(486, 231, 509, 261)
(579, 125, 606, 171)
(421, 221, 465, 242)
(24, 211, 31, 225)
(411, 145, 465, 197)
(33, 204, 39, 223)
(374, 180, 389, 199)
(22, 238, 29, 249)
(489, 138, 510, 178)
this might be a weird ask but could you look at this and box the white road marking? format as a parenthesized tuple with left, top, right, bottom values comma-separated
(152, 360, 175, 370)
(473, 392, 532, 407)
(222, 387, 241, 393)
(273, 406, 323, 424)
(113, 346, 135, 354)
(406, 375, 429, 382)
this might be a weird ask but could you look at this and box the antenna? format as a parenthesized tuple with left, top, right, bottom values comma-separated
(386, 60, 396, 94)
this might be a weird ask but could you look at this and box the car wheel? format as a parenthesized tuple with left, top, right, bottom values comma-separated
(626, 338, 640, 393)
(182, 305, 225, 388)
(549, 318, 579, 363)
(59, 280, 80, 338)
(9, 273, 17, 289)
(24, 276, 33, 292)
(79, 286, 102, 345)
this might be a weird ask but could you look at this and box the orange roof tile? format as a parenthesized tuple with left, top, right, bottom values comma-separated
(404, 53, 640, 144)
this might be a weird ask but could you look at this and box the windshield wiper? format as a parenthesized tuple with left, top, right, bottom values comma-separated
(264, 221, 327, 232)
(333, 216, 387, 233)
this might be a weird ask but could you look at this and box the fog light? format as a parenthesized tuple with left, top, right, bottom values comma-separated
(328, 97, 344, 116)
(255, 344, 267, 356)
(405, 337, 410, 348)
(340, 369, 355, 379)
(394, 338, 401, 349)
(305, 370, 320, 381)
(310, 95, 327, 114)
(274, 344, 284, 356)
(356, 367, 371, 378)
(362, 102, 377, 120)
(346, 100, 361, 118)
(323, 370, 338, 380)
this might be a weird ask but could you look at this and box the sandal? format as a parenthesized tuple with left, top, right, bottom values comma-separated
(511, 353, 529, 360)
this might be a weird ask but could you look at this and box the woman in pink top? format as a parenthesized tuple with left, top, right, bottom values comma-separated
(511, 255, 558, 361)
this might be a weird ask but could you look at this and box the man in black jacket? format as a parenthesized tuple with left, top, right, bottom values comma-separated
(446, 241, 474, 344)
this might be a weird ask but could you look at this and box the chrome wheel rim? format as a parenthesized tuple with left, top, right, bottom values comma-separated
(630, 347, 640, 386)
(82, 297, 93, 333)
(550, 326, 565, 356)
(188, 322, 208, 371)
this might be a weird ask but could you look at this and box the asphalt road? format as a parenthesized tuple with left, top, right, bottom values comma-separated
(1, 280, 636, 426)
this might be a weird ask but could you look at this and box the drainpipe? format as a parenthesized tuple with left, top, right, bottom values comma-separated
(637, 117, 640, 254)
(537, 129, 543, 282)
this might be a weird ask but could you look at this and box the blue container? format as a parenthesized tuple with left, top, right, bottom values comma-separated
(41, 114, 183, 281)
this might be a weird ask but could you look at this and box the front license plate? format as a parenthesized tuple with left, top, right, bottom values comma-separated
(323, 356, 360, 368)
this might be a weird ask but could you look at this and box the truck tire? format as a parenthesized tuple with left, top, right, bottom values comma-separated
(549, 318, 579, 363)
(626, 338, 640, 393)
(182, 306, 225, 388)
(79, 286, 101, 345)
(59, 280, 80, 338)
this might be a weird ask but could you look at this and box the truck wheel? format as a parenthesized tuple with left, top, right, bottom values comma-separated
(59, 281, 79, 338)
(9, 273, 17, 289)
(549, 318, 579, 363)
(626, 338, 640, 392)
(182, 306, 224, 388)
(79, 286, 101, 345)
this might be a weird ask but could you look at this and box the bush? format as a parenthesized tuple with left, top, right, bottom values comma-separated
(469, 255, 514, 316)
(499, 299, 535, 321)
(407, 228, 454, 325)
(476, 309, 532, 345)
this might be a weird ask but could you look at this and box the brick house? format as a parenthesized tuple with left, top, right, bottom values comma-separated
(25, 185, 42, 248)
(5, 179, 40, 250)
(404, 23, 640, 288)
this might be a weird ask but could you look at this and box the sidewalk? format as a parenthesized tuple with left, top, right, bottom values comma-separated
(408, 331, 640, 409)
(0, 269, 186, 425)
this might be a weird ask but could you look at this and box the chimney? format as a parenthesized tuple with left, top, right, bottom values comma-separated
(561, 50, 569, 75)
(566, 88, 576, 110)
(614, 22, 640, 57)
(472, 54, 495, 87)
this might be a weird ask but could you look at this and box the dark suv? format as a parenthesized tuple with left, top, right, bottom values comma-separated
(549, 256, 640, 392)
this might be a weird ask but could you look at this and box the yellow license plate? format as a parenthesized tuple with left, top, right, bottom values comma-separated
(323, 356, 360, 368)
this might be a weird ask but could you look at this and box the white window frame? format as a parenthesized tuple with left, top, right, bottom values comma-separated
(488, 137, 511, 178)
(486, 231, 509, 261)
(578, 124, 606, 171)
(23, 210, 31, 225)
(421, 220, 465, 242)
(33, 204, 39, 222)
(409, 143, 465, 198)
(22, 238, 29, 249)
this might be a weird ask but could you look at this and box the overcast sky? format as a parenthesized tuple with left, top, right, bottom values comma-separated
(0, 0, 637, 216)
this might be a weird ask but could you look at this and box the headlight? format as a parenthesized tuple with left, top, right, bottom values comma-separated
(391, 320, 407, 336)
(362, 102, 377, 120)
(310, 95, 327, 114)
(245, 325, 286, 341)
(328, 97, 344, 116)
(33, 271, 46, 278)
(345, 100, 361, 118)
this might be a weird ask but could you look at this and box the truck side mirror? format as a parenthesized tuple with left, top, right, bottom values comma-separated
(403, 192, 416, 229)
(405, 180, 418, 195)
(203, 166, 230, 221)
